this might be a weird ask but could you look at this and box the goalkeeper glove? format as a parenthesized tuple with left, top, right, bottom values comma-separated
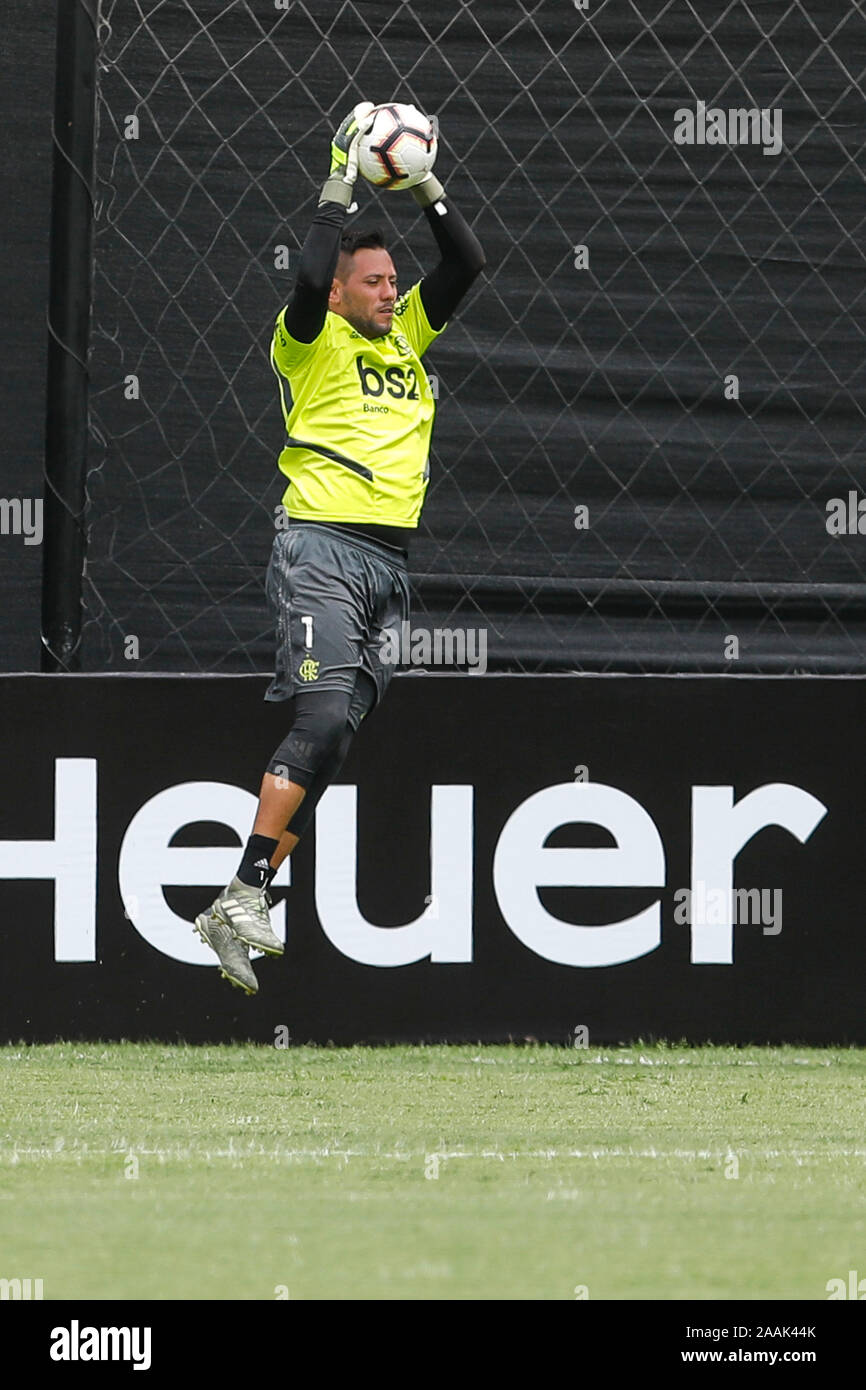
(410, 171, 446, 208)
(319, 101, 376, 207)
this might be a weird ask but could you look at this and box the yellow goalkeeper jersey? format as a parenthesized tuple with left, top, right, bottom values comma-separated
(270, 281, 444, 527)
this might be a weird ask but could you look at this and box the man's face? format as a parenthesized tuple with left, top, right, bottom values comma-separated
(329, 247, 397, 339)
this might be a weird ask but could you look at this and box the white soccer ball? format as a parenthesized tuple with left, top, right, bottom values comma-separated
(357, 103, 438, 191)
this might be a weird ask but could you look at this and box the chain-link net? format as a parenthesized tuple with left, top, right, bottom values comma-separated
(84, 0, 866, 673)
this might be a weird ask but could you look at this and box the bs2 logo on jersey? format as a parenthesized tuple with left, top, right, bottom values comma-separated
(356, 356, 422, 400)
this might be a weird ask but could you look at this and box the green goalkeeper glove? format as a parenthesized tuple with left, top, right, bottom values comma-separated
(410, 171, 446, 208)
(319, 101, 376, 207)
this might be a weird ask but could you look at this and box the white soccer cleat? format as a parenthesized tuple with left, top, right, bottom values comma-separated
(193, 911, 259, 996)
(205, 876, 285, 957)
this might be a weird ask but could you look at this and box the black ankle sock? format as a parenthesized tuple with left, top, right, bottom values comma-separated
(237, 834, 279, 889)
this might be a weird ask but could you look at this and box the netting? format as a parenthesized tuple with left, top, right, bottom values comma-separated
(83, 0, 866, 673)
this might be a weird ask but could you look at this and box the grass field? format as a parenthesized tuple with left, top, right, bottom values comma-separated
(0, 1042, 864, 1301)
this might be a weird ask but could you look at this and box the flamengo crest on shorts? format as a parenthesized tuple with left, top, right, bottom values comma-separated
(264, 524, 411, 707)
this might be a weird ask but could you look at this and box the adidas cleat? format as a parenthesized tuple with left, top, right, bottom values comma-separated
(205, 876, 285, 957)
(194, 910, 259, 996)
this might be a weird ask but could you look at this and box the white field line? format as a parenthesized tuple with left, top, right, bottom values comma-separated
(0, 1145, 865, 1163)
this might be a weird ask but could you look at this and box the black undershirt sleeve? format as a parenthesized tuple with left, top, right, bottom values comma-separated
(283, 200, 347, 344)
(418, 197, 486, 331)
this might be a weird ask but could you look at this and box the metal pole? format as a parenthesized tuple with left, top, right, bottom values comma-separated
(41, 0, 99, 671)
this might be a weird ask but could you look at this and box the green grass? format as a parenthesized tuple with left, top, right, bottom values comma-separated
(0, 1042, 864, 1300)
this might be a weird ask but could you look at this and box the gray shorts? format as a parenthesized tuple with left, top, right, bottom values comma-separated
(264, 522, 411, 723)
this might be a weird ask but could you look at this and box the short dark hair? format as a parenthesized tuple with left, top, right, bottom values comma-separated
(335, 228, 389, 281)
(340, 228, 387, 257)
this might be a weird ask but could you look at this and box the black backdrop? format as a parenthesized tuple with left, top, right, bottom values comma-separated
(4, 3, 866, 674)
(0, 1, 55, 670)
(82, 0, 866, 673)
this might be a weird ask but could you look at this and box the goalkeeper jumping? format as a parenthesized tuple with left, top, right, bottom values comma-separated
(194, 101, 486, 993)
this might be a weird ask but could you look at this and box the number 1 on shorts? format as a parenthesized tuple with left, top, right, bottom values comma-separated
(301, 615, 314, 648)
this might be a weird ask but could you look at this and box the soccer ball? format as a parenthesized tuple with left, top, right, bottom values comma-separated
(357, 103, 438, 191)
